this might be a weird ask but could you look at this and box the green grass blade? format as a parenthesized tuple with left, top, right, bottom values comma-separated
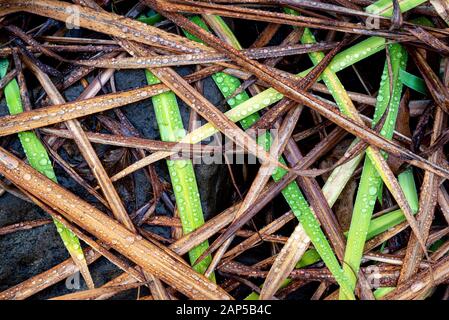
(141, 16, 213, 278)
(145, 71, 214, 278)
(322, 139, 365, 208)
(399, 69, 427, 95)
(202, 15, 243, 50)
(366, 0, 428, 15)
(136, 10, 163, 25)
(365, 168, 417, 239)
(374, 287, 395, 298)
(397, 168, 419, 213)
(0, 58, 92, 285)
(340, 44, 409, 299)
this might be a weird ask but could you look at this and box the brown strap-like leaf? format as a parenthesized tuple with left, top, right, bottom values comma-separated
(0, 0, 211, 52)
(75, 42, 337, 69)
(259, 223, 310, 300)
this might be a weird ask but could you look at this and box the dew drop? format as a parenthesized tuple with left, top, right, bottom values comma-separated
(39, 158, 48, 166)
(125, 236, 135, 244)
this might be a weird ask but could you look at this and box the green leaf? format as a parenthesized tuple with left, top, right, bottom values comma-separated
(0, 58, 91, 283)
(399, 69, 427, 95)
(141, 17, 214, 279)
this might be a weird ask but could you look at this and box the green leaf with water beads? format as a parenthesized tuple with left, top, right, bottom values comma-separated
(340, 43, 409, 299)
(145, 71, 214, 278)
(141, 19, 214, 278)
(0, 58, 90, 278)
